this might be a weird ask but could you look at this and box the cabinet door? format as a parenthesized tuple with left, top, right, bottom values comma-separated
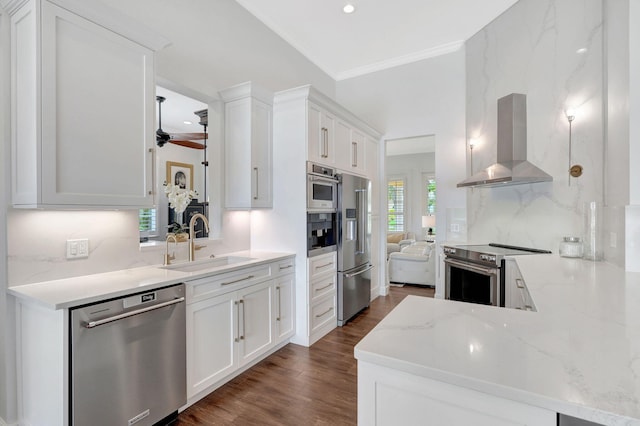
(37, 1, 154, 207)
(224, 94, 273, 209)
(349, 128, 367, 175)
(238, 280, 274, 366)
(274, 273, 295, 343)
(250, 99, 273, 208)
(186, 292, 238, 398)
(308, 102, 335, 166)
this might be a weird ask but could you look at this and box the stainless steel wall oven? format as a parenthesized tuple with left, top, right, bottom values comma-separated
(307, 162, 338, 212)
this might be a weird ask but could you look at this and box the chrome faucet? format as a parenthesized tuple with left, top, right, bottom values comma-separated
(164, 234, 178, 265)
(188, 213, 210, 261)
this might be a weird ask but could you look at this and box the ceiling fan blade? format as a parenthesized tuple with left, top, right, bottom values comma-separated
(170, 132, 208, 141)
(168, 140, 207, 150)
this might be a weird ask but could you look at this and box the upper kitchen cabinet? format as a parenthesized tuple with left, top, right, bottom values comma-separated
(7, 0, 168, 208)
(308, 102, 335, 166)
(220, 82, 273, 209)
(335, 122, 367, 176)
(279, 86, 379, 177)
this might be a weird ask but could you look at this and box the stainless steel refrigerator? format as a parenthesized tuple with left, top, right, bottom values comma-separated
(337, 172, 372, 326)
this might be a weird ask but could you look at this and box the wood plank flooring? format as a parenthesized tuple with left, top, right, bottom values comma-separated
(177, 285, 434, 426)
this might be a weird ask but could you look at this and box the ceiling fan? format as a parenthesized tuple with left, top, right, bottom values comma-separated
(156, 96, 207, 150)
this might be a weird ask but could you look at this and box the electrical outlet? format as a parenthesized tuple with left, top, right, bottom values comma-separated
(67, 238, 89, 259)
(610, 232, 617, 248)
(451, 223, 460, 233)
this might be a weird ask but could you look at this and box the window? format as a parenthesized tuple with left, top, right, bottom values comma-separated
(387, 178, 405, 232)
(424, 176, 436, 216)
(423, 174, 436, 234)
(139, 208, 158, 241)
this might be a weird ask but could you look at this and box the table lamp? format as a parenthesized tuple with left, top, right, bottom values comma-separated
(422, 215, 436, 238)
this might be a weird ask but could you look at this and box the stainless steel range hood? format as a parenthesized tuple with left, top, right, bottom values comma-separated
(457, 93, 552, 188)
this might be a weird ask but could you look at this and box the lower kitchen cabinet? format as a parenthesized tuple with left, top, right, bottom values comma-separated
(185, 257, 295, 402)
(358, 361, 556, 426)
(274, 273, 295, 343)
(504, 259, 535, 311)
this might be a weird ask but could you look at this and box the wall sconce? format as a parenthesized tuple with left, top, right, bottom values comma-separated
(469, 138, 478, 174)
(565, 109, 583, 185)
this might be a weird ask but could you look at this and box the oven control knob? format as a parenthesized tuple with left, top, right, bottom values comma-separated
(444, 248, 456, 254)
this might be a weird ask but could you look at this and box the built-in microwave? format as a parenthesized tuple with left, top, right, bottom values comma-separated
(307, 162, 338, 212)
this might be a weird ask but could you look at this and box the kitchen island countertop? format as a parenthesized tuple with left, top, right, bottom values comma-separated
(7, 250, 294, 310)
(355, 254, 640, 425)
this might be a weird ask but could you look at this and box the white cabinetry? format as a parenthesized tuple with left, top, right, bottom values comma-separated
(185, 256, 295, 402)
(220, 82, 273, 209)
(308, 102, 335, 166)
(358, 361, 556, 426)
(336, 123, 367, 176)
(257, 85, 381, 346)
(8, 0, 167, 208)
(504, 259, 535, 311)
(307, 252, 337, 345)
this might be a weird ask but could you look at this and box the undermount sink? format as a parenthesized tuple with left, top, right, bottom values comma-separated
(161, 256, 255, 273)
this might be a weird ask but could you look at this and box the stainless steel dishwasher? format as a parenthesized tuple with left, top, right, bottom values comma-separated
(70, 283, 186, 426)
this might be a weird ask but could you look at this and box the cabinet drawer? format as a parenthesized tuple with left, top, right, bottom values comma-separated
(308, 252, 337, 280)
(309, 294, 336, 335)
(273, 257, 295, 277)
(186, 264, 272, 303)
(309, 273, 336, 303)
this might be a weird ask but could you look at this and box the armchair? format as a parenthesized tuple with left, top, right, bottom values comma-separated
(388, 242, 436, 287)
(386, 231, 415, 255)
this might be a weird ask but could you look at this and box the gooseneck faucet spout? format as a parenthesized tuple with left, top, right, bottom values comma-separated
(189, 213, 210, 262)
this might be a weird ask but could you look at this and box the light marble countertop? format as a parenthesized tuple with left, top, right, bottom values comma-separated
(355, 254, 640, 426)
(7, 250, 294, 310)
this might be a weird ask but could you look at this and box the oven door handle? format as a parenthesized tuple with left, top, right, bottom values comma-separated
(308, 173, 339, 184)
(445, 258, 498, 275)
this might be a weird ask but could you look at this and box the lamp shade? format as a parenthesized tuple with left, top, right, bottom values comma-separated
(422, 215, 436, 228)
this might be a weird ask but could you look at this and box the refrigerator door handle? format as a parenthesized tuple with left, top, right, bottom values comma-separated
(344, 264, 373, 278)
(355, 188, 367, 254)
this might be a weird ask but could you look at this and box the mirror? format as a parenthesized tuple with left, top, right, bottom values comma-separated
(148, 84, 218, 241)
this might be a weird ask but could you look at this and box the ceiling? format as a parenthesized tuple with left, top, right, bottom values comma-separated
(233, 0, 519, 80)
(387, 135, 435, 156)
(156, 86, 208, 135)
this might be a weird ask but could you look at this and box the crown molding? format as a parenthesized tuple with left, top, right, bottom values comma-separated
(0, 0, 29, 15)
(335, 40, 464, 81)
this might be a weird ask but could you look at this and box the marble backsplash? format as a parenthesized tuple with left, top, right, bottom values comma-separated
(6, 209, 251, 286)
(465, 0, 606, 254)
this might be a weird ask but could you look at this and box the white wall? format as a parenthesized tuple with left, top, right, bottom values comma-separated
(465, 0, 605, 254)
(336, 51, 467, 298)
(386, 153, 435, 238)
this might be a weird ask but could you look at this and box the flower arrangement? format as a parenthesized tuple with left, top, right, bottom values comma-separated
(164, 183, 198, 237)
(164, 183, 198, 214)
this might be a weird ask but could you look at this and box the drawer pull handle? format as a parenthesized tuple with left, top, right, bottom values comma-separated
(315, 307, 333, 318)
(315, 283, 333, 292)
(315, 262, 333, 270)
(279, 264, 293, 270)
(222, 275, 254, 286)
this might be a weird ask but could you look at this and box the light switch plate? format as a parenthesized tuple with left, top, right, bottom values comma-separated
(66, 238, 89, 259)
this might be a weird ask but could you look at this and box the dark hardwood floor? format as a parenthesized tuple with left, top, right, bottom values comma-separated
(177, 285, 434, 426)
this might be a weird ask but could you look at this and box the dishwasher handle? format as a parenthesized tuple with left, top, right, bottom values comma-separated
(84, 297, 185, 329)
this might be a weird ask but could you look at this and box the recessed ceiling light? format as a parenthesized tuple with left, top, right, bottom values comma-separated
(576, 47, 588, 54)
(183, 120, 193, 125)
(343, 4, 355, 14)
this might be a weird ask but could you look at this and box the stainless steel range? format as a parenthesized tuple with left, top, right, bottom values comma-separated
(443, 243, 551, 306)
